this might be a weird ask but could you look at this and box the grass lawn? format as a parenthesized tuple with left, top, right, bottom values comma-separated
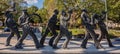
(109, 29, 120, 38)
(2, 26, 120, 39)
(69, 28, 120, 38)
(69, 28, 85, 35)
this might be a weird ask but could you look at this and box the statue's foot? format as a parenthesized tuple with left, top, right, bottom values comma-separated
(96, 45, 104, 49)
(36, 45, 45, 49)
(81, 46, 87, 49)
(62, 45, 67, 49)
(5, 44, 12, 46)
(93, 43, 104, 49)
(52, 46, 59, 49)
(39, 45, 45, 48)
(21, 43, 25, 45)
(49, 44, 53, 47)
(36, 47, 40, 49)
(109, 45, 115, 47)
(14, 46, 23, 49)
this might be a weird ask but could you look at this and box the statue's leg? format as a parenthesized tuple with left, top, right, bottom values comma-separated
(49, 26, 58, 46)
(40, 27, 50, 46)
(14, 28, 25, 45)
(15, 30, 28, 49)
(14, 28, 20, 40)
(105, 34, 114, 47)
(98, 27, 104, 42)
(62, 30, 72, 49)
(6, 30, 14, 46)
(52, 33, 62, 49)
(99, 27, 114, 47)
(88, 27, 103, 49)
(29, 30, 41, 49)
(103, 29, 114, 47)
(55, 25, 60, 30)
(81, 31, 90, 49)
(98, 32, 104, 42)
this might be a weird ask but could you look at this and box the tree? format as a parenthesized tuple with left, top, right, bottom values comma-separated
(108, 0, 120, 23)
(1, 0, 120, 28)
(27, 5, 38, 14)
(0, 0, 24, 23)
(36, 8, 49, 26)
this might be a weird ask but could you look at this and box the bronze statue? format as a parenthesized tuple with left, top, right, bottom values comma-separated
(4, 2, 21, 46)
(14, 10, 41, 49)
(80, 9, 103, 49)
(39, 9, 59, 47)
(52, 10, 72, 49)
(92, 11, 114, 47)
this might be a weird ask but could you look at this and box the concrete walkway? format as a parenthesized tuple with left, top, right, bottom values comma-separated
(0, 36, 120, 54)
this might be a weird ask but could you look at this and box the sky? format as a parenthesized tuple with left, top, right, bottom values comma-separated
(24, 0, 44, 9)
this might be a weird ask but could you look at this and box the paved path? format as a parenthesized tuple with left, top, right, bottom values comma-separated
(0, 36, 120, 54)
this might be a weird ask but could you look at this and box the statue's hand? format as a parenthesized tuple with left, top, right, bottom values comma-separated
(68, 9, 73, 14)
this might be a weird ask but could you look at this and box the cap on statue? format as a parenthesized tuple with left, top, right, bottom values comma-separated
(81, 8, 88, 13)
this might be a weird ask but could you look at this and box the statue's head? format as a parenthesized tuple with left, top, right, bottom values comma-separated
(6, 8, 15, 12)
(21, 9, 29, 17)
(68, 9, 73, 14)
(54, 9, 59, 15)
(4, 11, 10, 17)
(22, 9, 28, 15)
(61, 10, 67, 16)
(81, 9, 88, 13)
(22, 9, 27, 13)
(6, 1, 16, 12)
(92, 13, 99, 19)
(101, 11, 107, 14)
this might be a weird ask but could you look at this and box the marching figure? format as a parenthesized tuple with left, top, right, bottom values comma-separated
(92, 11, 114, 47)
(52, 10, 72, 49)
(40, 9, 59, 47)
(14, 10, 41, 49)
(80, 9, 103, 49)
(4, 2, 21, 46)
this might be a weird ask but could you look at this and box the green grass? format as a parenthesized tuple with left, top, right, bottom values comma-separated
(69, 29, 85, 36)
(0, 26, 5, 29)
(109, 29, 120, 38)
(69, 29, 120, 38)
(41, 28, 85, 37)
(18, 28, 120, 38)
